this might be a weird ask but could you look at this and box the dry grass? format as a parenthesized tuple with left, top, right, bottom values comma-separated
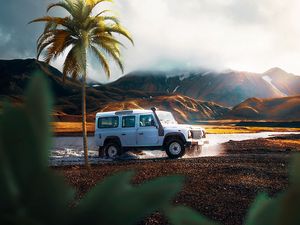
(203, 125, 300, 134)
(52, 122, 95, 134)
(52, 122, 300, 135)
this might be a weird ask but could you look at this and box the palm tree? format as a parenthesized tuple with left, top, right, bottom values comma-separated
(30, 0, 133, 168)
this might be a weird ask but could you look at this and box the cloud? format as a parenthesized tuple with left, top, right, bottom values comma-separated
(112, 0, 300, 79)
(0, 28, 11, 46)
(0, 0, 300, 82)
(0, 0, 49, 58)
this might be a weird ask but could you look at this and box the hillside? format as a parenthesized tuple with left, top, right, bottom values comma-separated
(0, 59, 164, 114)
(0, 59, 229, 122)
(228, 96, 300, 120)
(263, 67, 300, 96)
(1, 58, 300, 122)
(106, 69, 300, 107)
(96, 95, 229, 123)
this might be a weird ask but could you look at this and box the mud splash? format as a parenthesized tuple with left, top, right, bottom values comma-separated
(50, 132, 299, 166)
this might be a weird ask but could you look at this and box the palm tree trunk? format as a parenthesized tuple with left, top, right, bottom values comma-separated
(82, 69, 89, 169)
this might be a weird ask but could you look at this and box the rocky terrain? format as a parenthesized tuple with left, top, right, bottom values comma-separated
(55, 134, 300, 225)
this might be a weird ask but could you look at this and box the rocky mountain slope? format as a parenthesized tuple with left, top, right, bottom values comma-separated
(0, 59, 164, 113)
(0, 59, 228, 122)
(96, 94, 229, 123)
(228, 95, 300, 120)
(106, 69, 300, 107)
(1, 58, 299, 122)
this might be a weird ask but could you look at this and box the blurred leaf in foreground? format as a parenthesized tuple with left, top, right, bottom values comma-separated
(166, 206, 219, 225)
(0, 74, 184, 225)
(245, 155, 300, 225)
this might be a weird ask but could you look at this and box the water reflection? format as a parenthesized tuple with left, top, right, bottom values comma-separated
(50, 132, 299, 166)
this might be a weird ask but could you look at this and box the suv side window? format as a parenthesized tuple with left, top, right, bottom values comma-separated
(98, 116, 119, 128)
(140, 115, 156, 127)
(122, 116, 136, 128)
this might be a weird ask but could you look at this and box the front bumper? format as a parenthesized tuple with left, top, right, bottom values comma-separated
(185, 138, 209, 147)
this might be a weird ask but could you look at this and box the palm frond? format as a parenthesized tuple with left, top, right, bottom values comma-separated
(46, 2, 77, 22)
(63, 44, 82, 81)
(43, 21, 58, 33)
(30, 16, 65, 24)
(30, 16, 75, 31)
(72, 0, 86, 20)
(86, 0, 113, 8)
(101, 16, 120, 24)
(94, 9, 114, 17)
(44, 32, 75, 63)
(37, 31, 54, 47)
(47, 2, 70, 13)
(93, 40, 124, 73)
(37, 37, 55, 59)
(93, 24, 134, 45)
(90, 45, 111, 78)
(84, 0, 113, 19)
(92, 33, 125, 48)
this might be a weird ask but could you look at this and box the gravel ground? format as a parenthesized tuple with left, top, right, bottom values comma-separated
(54, 134, 300, 225)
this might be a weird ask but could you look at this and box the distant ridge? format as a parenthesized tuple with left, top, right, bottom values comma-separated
(106, 68, 300, 107)
(0, 59, 229, 122)
(227, 95, 300, 120)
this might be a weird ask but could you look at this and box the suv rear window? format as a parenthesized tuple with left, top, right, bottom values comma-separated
(98, 116, 119, 128)
(122, 116, 136, 128)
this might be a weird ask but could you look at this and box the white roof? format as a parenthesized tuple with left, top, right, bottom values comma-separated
(96, 109, 169, 117)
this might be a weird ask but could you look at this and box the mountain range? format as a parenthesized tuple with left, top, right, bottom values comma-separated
(106, 68, 300, 107)
(0, 58, 299, 122)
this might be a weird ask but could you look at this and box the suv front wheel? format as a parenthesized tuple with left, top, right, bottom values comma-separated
(104, 142, 121, 159)
(165, 139, 185, 159)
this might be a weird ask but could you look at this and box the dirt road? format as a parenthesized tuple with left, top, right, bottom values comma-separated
(55, 134, 300, 225)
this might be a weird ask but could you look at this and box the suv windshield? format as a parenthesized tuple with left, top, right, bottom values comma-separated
(156, 111, 177, 125)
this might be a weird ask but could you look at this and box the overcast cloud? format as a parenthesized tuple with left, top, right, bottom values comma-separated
(1, 0, 300, 82)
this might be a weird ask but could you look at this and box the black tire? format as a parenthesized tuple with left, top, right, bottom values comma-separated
(165, 139, 185, 159)
(104, 142, 122, 159)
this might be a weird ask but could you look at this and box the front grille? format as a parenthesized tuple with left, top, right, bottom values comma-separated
(191, 130, 202, 139)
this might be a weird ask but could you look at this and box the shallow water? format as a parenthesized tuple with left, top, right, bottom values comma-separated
(50, 132, 299, 166)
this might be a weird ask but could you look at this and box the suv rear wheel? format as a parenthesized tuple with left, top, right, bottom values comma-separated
(104, 142, 121, 159)
(165, 139, 185, 159)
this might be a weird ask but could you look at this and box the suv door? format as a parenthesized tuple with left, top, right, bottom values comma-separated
(137, 114, 159, 146)
(120, 115, 137, 147)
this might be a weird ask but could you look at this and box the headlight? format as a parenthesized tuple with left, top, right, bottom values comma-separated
(188, 130, 192, 138)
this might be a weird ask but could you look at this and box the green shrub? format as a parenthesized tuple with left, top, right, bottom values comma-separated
(0, 74, 299, 225)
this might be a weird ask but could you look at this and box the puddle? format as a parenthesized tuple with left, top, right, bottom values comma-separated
(50, 132, 299, 166)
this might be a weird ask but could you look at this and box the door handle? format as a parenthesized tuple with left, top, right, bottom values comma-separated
(138, 132, 144, 135)
(121, 133, 126, 136)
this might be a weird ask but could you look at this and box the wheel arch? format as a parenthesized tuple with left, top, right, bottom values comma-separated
(103, 136, 122, 147)
(163, 132, 186, 147)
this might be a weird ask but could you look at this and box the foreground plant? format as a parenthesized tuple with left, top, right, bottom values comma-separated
(0, 75, 178, 225)
(0, 75, 299, 225)
(30, 0, 133, 168)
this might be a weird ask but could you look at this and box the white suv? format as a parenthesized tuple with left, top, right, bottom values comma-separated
(94, 108, 208, 159)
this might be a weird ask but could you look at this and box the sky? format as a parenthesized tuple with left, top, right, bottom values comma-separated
(0, 0, 300, 82)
